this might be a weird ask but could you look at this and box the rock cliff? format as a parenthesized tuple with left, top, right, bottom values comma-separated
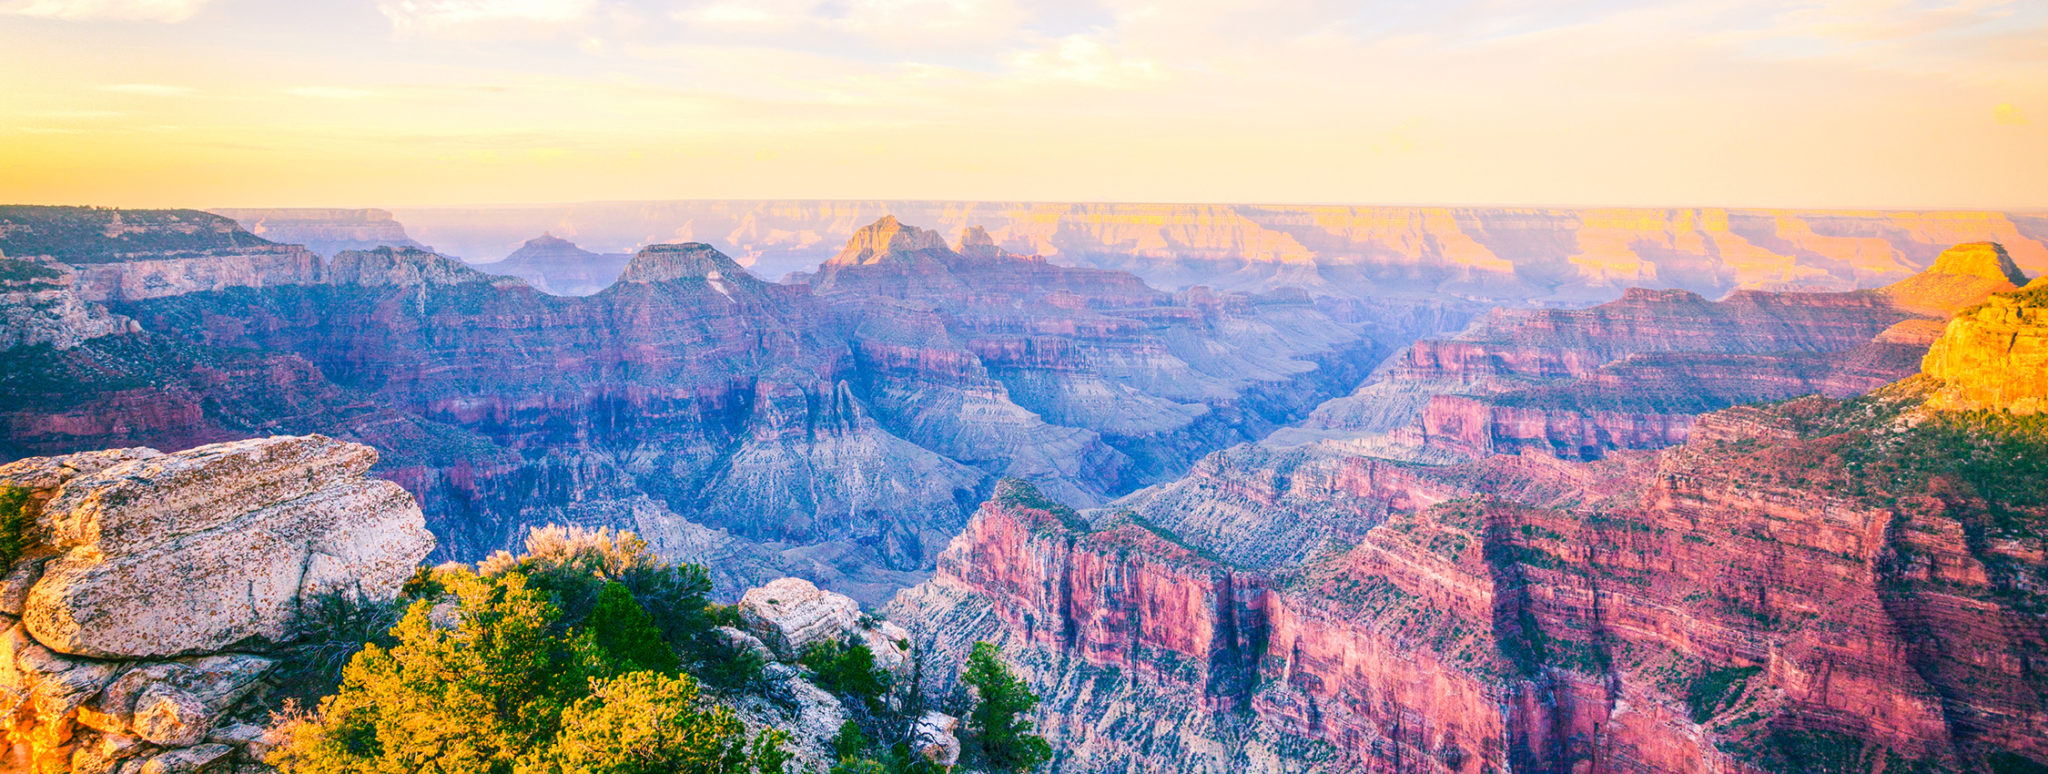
(1922, 282, 2048, 414)
(1293, 251, 2027, 460)
(0, 435, 434, 773)
(0, 260, 137, 352)
(893, 308, 2048, 772)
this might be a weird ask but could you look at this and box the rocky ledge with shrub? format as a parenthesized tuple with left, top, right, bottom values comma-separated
(0, 434, 434, 774)
(0, 430, 1047, 774)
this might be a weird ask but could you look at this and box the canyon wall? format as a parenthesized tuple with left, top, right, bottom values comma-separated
(379, 202, 2048, 299)
(1290, 244, 2027, 461)
(2, 210, 1428, 602)
(894, 295, 2048, 772)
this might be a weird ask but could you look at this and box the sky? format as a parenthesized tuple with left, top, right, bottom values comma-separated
(0, 0, 2044, 209)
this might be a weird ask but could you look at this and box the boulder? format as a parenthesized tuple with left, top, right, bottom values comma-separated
(909, 711, 962, 767)
(68, 729, 145, 774)
(760, 663, 847, 744)
(0, 623, 120, 734)
(133, 684, 209, 747)
(132, 742, 231, 774)
(739, 578, 860, 660)
(712, 625, 773, 663)
(10, 435, 435, 658)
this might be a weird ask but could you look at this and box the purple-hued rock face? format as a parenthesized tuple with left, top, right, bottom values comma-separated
(1, 213, 1446, 602)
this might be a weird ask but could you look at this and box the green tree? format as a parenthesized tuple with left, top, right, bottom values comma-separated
(267, 568, 783, 774)
(961, 642, 1050, 773)
(527, 671, 785, 774)
(586, 582, 680, 675)
(801, 639, 889, 706)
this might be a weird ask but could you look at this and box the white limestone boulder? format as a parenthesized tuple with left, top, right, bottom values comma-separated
(2, 435, 435, 659)
(739, 577, 860, 660)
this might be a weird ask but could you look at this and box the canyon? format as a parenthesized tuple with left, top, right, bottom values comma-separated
(0, 206, 1442, 603)
(6, 202, 2048, 773)
(892, 274, 2048, 773)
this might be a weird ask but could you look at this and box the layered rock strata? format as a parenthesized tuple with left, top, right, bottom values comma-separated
(0, 435, 434, 773)
(894, 306, 2048, 772)
(1294, 247, 2027, 460)
(4, 211, 1417, 601)
(0, 260, 137, 352)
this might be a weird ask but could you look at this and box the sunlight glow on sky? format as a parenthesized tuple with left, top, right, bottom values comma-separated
(1, 0, 2044, 209)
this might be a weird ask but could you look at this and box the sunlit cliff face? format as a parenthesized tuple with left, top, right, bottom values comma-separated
(2, 0, 2045, 208)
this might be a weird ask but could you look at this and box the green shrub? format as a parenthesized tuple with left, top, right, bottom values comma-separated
(962, 642, 1051, 773)
(1686, 665, 1762, 723)
(0, 485, 33, 571)
(269, 591, 403, 707)
(267, 567, 787, 774)
(802, 639, 890, 706)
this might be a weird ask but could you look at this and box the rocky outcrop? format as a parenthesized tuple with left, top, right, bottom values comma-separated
(0, 260, 137, 351)
(1922, 284, 2048, 414)
(0, 435, 435, 773)
(0, 208, 322, 303)
(1878, 241, 2029, 316)
(324, 246, 522, 289)
(740, 577, 913, 683)
(14, 436, 434, 659)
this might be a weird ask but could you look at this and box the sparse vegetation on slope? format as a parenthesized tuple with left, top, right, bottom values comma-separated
(268, 526, 787, 774)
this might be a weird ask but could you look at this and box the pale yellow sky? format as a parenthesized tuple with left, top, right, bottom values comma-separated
(2, 0, 2044, 209)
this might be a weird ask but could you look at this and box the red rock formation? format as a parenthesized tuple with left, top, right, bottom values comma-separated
(901, 376, 2048, 772)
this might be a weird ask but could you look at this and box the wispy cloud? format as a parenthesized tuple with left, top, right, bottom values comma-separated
(1996, 103, 2032, 125)
(283, 86, 378, 100)
(98, 83, 197, 96)
(27, 109, 126, 119)
(0, 0, 210, 22)
(377, 0, 596, 36)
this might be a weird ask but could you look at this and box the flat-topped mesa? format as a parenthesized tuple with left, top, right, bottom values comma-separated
(1922, 283, 2048, 414)
(209, 207, 423, 256)
(1880, 241, 2031, 317)
(0, 205, 324, 302)
(616, 242, 754, 285)
(326, 245, 524, 289)
(830, 216, 951, 266)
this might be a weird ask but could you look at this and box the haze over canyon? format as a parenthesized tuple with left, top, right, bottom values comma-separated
(2, 201, 2046, 774)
